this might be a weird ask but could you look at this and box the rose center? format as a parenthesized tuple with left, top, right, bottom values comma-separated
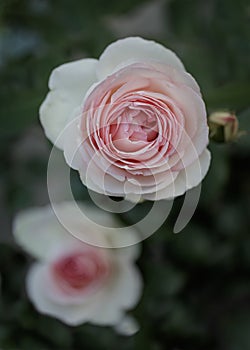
(53, 251, 109, 291)
(111, 103, 158, 143)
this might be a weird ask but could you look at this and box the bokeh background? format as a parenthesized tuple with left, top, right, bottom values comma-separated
(0, 0, 250, 349)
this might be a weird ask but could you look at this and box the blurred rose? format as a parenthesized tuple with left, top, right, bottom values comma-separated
(13, 202, 142, 333)
(40, 37, 210, 201)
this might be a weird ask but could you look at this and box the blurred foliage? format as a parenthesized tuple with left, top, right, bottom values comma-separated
(0, 0, 250, 349)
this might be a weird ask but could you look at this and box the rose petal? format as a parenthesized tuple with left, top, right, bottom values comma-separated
(144, 149, 211, 200)
(89, 261, 142, 325)
(97, 37, 185, 80)
(114, 315, 140, 336)
(26, 264, 99, 326)
(13, 203, 109, 260)
(13, 205, 76, 261)
(40, 59, 97, 149)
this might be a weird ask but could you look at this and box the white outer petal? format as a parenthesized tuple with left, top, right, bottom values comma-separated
(39, 59, 98, 149)
(13, 201, 141, 253)
(13, 202, 108, 260)
(48, 59, 98, 104)
(97, 37, 185, 80)
(63, 109, 83, 170)
(39, 91, 76, 149)
(13, 205, 77, 261)
(114, 315, 140, 336)
(88, 260, 143, 326)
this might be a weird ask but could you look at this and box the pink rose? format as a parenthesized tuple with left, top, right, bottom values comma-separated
(40, 37, 210, 201)
(13, 202, 142, 333)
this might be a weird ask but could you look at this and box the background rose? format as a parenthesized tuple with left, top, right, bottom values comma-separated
(13, 202, 142, 333)
(40, 37, 211, 201)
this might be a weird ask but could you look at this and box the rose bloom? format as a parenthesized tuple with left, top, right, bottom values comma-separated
(13, 202, 142, 334)
(40, 37, 211, 201)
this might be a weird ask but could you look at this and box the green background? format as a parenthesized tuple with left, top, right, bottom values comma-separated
(0, 0, 250, 349)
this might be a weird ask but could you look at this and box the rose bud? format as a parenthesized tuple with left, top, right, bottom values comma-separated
(208, 111, 239, 143)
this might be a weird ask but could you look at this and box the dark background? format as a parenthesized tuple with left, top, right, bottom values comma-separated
(0, 0, 250, 349)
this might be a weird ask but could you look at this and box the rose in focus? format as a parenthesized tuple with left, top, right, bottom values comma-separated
(40, 37, 211, 201)
(13, 202, 142, 334)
